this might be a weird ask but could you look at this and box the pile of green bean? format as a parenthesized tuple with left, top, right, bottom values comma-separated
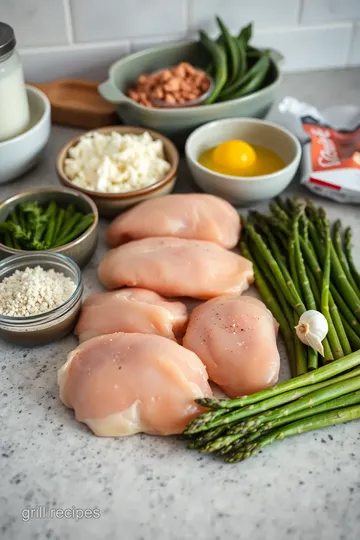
(0, 201, 95, 251)
(200, 19, 272, 104)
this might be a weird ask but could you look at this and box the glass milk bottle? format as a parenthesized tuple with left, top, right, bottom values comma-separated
(0, 22, 30, 141)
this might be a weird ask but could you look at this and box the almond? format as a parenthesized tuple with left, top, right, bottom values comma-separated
(164, 78, 181, 92)
(164, 93, 176, 104)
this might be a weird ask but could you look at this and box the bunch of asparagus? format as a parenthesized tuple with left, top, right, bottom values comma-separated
(182, 197, 360, 462)
(242, 197, 360, 376)
(0, 201, 95, 251)
(182, 351, 360, 462)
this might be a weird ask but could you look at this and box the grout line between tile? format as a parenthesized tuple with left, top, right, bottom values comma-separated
(297, 0, 304, 24)
(63, 0, 74, 44)
(255, 21, 353, 36)
(19, 39, 132, 55)
(345, 22, 356, 65)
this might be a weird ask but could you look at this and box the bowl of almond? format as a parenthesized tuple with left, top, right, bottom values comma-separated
(127, 62, 213, 109)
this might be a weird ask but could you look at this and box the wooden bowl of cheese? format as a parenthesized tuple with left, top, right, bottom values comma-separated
(56, 126, 179, 218)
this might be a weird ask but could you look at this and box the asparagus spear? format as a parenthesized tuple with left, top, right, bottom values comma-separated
(306, 263, 333, 362)
(300, 235, 360, 335)
(333, 220, 360, 297)
(293, 205, 318, 369)
(245, 223, 305, 316)
(293, 206, 315, 311)
(222, 374, 360, 440)
(270, 204, 352, 356)
(274, 196, 291, 218)
(225, 404, 360, 463)
(190, 367, 360, 437)
(269, 201, 290, 224)
(239, 389, 360, 446)
(186, 426, 228, 450)
(240, 239, 296, 373)
(300, 232, 356, 350)
(245, 220, 309, 375)
(192, 349, 360, 413)
(344, 227, 360, 290)
(342, 318, 360, 350)
(197, 373, 360, 453)
(321, 218, 344, 359)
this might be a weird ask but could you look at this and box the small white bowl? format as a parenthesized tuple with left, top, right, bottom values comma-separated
(0, 85, 51, 184)
(185, 118, 302, 205)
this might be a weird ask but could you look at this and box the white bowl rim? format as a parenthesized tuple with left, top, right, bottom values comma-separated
(0, 85, 51, 148)
(185, 117, 302, 182)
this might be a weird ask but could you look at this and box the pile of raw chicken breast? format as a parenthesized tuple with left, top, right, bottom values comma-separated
(58, 194, 280, 437)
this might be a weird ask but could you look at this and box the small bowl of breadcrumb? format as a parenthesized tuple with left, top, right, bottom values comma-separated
(0, 252, 83, 346)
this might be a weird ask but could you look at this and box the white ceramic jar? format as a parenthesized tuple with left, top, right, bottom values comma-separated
(0, 22, 30, 142)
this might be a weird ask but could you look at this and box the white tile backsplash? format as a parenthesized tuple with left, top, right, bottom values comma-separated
(130, 35, 188, 54)
(254, 23, 353, 71)
(21, 42, 130, 82)
(2, 0, 358, 80)
(348, 23, 360, 65)
(301, 0, 360, 24)
(188, 0, 300, 33)
(0, 0, 68, 47)
(70, 0, 187, 42)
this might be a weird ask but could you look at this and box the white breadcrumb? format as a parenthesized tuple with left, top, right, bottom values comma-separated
(64, 131, 171, 193)
(0, 266, 76, 317)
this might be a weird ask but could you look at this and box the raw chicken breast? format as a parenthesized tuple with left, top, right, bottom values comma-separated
(74, 288, 188, 343)
(106, 193, 240, 249)
(98, 237, 254, 300)
(58, 332, 212, 436)
(183, 296, 280, 398)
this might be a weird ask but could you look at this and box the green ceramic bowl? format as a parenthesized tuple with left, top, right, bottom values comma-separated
(99, 41, 283, 140)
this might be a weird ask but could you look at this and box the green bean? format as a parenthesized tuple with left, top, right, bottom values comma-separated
(34, 224, 46, 242)
(12, 237, 21, 250)
(4, 230, 13, 248)
(236, 36, 247, 79)
(238, 23, 252, 46)
(9, 210, 20, 226)
(54, 212, 83, 245)
(44, 203, 58, 248)
(218, 51, 270, 101)
(17, 207, 27, 233)
(223, 52, 270, 100)
(216, 17, 240, 83)
(51, 208, 66, 246)
(52, 214, 94, 248)
(6, 212, 21, 249)
(200, 31, 227, 104)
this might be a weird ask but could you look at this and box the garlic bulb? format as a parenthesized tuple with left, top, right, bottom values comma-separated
(295, 310, 328, 356)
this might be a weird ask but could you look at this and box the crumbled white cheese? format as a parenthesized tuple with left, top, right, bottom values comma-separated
(0, 266, 76, 317)
(64, 131, 171, 193)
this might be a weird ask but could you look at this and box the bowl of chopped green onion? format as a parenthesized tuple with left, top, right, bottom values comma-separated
(0, 187, 98, 268)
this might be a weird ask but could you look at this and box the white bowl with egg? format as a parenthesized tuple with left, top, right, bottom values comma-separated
(57, 126, 179, 218)
(185, 118, 302, 205)
(0, 85, 51, 184)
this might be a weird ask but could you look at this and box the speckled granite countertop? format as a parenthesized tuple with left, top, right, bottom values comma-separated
(1, 68, 360, 540)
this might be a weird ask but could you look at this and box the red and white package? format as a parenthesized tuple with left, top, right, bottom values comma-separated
(279, 98, 360, 203)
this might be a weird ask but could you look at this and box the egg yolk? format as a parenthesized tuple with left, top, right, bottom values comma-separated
(212, 140, 256, 171)
(198, 138, 285, 177)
